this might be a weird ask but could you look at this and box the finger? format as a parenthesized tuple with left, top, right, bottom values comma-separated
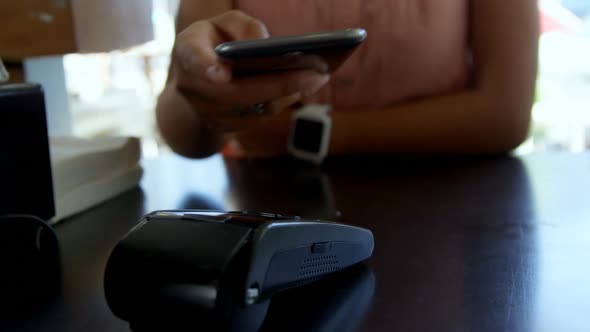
(267, 93, 303, 115)
(174, 11, 269, 87)
(188, 69, 330, 106)
(284, 54, 330, 74)
(174, 21, 232, 84)
(210, 10, 270, 41)
(181, 91, 258, 128)
(182, 90, 297, 134)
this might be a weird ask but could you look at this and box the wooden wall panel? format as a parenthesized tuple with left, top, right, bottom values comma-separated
(0, 0, 153, 60)
(0, 1, 76, 60)
(70, 0, 153, 53)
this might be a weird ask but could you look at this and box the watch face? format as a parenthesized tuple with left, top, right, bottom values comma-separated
(293, 118, 324, 154)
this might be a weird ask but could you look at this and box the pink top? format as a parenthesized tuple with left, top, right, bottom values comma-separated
(235, 0, 470, 111)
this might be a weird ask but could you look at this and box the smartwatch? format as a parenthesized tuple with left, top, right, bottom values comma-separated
(287, 104, 332, 164)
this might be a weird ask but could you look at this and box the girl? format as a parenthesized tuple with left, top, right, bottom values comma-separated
(157, 0, 539, 158)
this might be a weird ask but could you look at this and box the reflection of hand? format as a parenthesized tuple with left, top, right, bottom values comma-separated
(171, 10, 331, 134)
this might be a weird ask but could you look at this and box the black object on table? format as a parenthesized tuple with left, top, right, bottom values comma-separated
(0, 83, 60, 324)
(0, 83, 54, 220)
(103, 210, 373, 332)
(2, 152, 589, 332)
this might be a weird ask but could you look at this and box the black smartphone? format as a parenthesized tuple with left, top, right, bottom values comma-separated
(215, 28, 367, 75)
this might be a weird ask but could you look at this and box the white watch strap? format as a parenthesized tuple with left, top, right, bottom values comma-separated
(287, 104, 332, 164)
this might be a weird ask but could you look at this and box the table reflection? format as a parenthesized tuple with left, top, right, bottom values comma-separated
(221, 156, 537, 332)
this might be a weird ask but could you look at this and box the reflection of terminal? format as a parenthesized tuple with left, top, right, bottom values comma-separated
(126, 265, 375, 332)
(262, 265, 375, 332)
(224, 159, 339, 220)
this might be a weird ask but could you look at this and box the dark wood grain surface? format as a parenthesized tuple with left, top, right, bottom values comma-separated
(2, 152, 590, 332)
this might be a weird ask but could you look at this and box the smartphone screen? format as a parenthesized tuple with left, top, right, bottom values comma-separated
(215, 28, 367, 75)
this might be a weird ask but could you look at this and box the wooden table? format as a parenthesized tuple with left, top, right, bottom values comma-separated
(3, 152, 590, 332)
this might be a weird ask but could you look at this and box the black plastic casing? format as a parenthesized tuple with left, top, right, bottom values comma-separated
(104, 210, 374, 326)
(0, 83, 54, 220)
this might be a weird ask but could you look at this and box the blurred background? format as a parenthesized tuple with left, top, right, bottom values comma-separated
(4, 0, 590, 157)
